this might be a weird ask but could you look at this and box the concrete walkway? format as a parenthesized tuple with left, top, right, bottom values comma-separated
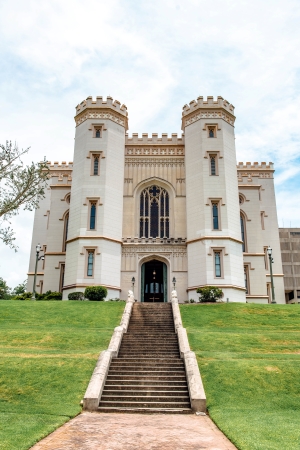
(31, 412, 237, 450)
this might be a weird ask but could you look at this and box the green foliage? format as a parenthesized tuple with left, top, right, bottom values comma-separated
(0, 141, 49, 250)
(196, 286, 223, 302)
(190, 299, 195, 303)
(0, 301, 124, 450)
(36, 291, 62, 300)
(180, 303, 300, 450)
(11, 279, 27, 295)
(0, 277, 11, 298)
(12, 291, 32, 300)
(84, 285, 107, 301)
(68, 292, 85, 300)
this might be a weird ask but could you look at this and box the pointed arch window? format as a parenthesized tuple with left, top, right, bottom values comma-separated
(62, 211, 69, 251)
(240, 212, 247, 252)
(212, 203, 219, 230)
(139, 185, 169, 238)
(93, 155, 99, 175)
(90, 203, 96, 230)
(95, 129, 101, 138)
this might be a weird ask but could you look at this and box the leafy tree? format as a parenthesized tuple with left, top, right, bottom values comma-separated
(12, 279, 27, 295)
(0, 277, 11, 298)
(0, 141, 49, 250)
(196, 286, 223, 303)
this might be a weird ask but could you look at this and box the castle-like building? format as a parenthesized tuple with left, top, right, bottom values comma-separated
(27, 96, 285, 303)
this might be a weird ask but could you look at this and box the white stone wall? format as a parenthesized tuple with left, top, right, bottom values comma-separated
(63, 107, 126, 299)
(184, 107, 245, 302)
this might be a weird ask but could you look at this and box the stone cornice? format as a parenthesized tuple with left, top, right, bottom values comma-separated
(187, 284, 246, 291)
(187, 236, 243, 245)
(125, 158, 184, 166)
(66, 236, 122, 244)
(125, 147, 184, 156)
(75, 108, 128, 130)
(182, 109, 235, 129)
(62, 283, 121, 291)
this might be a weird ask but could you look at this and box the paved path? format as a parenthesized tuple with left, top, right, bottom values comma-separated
(31, 412, 237, 450)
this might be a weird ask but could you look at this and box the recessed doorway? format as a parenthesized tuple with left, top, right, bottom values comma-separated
(141, 260, 167, 302)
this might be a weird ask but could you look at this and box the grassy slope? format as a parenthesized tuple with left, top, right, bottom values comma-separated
(180, 303, 300, 450)
(0, 301, 124, 450)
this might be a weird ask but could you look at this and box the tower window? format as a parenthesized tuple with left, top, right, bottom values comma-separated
(244, 266, 249, 294)
(209, 129, 214, 138)
(212, 203, 219, 230)
(139, 185, 169, 238)
(90, 203, 96, 230)
(93, 156, 99, 175)
(87, 251, 94, 277)
(240, 212, 247, 252)
(62, 211, 69, 251)
(214, 251, 222, 277)
(210, 156, 216, 175)
(95, 129, 101, 138)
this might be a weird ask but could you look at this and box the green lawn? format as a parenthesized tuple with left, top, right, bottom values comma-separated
(0, 301, 124, 450)
(180, 303, 300, 450)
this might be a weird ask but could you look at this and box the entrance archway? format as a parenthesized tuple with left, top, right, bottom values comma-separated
(141, 259, 167, 302)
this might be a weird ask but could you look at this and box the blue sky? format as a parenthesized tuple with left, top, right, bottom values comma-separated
(0, 0, 300, 288)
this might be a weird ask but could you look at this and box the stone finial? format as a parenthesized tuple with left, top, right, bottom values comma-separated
(171, 289, 178, 303)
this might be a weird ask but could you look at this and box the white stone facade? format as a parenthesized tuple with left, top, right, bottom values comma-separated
(27, 95, 285, 303)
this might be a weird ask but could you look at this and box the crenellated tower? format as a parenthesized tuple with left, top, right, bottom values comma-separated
(183, 96, 246, 302)
(63, 96, 128, 299)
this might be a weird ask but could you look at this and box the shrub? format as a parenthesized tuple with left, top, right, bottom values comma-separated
(12, 292, 32, 300)
(190, 299, 195, 303)
(196, 286, 223, 303)
(84, 286, 107, 301)
(36, 291, 62, 300)
(68, 292, 85, 300)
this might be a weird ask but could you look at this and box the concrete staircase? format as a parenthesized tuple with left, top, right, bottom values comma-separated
(98, 303, 191, 413)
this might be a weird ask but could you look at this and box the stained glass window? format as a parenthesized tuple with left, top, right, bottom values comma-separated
(139, 185, 169, 238)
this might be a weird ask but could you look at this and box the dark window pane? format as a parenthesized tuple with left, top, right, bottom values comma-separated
(166, 219, 169, 238)
(95, 130, 100, 138)
(145, 192, 148, 216)
(209, 129, 214, 138)
(94, 157, 99, 175)
(145, 218, 149, 237)
(140, 193, 144, 216)
(87, 252, 94, 276)
(90, 204, 96, 229)
(140, 219, 143, 237)
(215, 252, 221, 277)
(240, 215, 245, 252)
(150, 200, 159, 237)
(166, 194, 169, 216)
(160, 219, 164, 238)
(213, 204, 219, 229)
(211, 157, 216, 175)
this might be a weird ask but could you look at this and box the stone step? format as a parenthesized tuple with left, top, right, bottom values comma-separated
(110, 362, 185, 369)
(103, 385, 188, 391)
(107, 374, 187, 381)
(101, 394, 190, 402)
(98, 400, 191, 408)
(103, 389, 189, 396)
(108, 369, 186, 376)
(105, 380, 188, 387)
(97, 406, 192, 414)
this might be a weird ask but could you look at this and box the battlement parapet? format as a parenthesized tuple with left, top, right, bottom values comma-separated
(126, 133, 184, 145)
(75, 96, 128, 117)
(182, 96, 235, 117)
(237, 162, 274, 170)
(48, 161, 73, 169)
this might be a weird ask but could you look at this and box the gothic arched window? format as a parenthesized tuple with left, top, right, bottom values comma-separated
(95, 129, 101, 138)
(240, 212, 246, 252)
(62, 211, 69, 251)
(139, 185, 169, 238)
(209, 129, 214, 138)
